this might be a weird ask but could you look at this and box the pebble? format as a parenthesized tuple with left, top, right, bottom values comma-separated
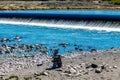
(41, 71, 49, 76)
(69, 67, 77, 74)
(113, 65, 117, 69)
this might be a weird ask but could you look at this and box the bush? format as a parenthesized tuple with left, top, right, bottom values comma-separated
(5, 75, 19, 80)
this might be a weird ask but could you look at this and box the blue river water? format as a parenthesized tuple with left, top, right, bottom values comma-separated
(0, 10, 120, 55)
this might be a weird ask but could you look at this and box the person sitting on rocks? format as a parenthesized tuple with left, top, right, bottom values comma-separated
(51, 49, 62, 69)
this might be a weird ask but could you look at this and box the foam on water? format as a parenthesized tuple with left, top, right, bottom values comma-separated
(0, 18, 120, 32)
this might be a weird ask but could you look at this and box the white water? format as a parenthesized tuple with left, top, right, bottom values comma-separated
(0, 18, 120, 32)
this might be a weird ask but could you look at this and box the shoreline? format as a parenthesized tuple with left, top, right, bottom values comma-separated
(1, 48, 120, 80)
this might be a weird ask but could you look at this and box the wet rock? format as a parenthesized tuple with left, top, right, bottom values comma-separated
(90, 49, 97, 52)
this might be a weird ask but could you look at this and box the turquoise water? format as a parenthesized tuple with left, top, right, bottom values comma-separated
(0, 10, 120, 55)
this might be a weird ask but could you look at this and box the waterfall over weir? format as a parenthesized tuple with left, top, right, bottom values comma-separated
(0, 18, 120, 32)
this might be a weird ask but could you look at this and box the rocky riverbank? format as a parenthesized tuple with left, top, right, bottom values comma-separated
(0, 1, 120, 10)
(1, 48, 120, 80)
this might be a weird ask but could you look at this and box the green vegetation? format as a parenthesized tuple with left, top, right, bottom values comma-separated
(103, 0, 120, 4)
(4, 75, 19, 80)
(24, 77, 32, 80)
(1, 75, 42, 80)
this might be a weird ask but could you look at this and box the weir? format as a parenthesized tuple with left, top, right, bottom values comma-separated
(0, 18, 120, 32)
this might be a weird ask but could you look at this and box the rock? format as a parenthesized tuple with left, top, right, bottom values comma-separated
(83, 71, 89, 75)
(75, 72, 82, 76)
(65, 72, 82, 77)
(108, 66, 112, 69)
(72, 72, 82, 77)
(37, 64, 43, 67)
(113, 65, 117, 69)
(90, 49, 97, 52)
(64, 70, 71, 74)
(85, 63, 91, 69)
(95, 67, 102, 73)
(100, 65, 105, 70)
(81, 63, 86, 68)
(41, 71, 49, 76)
(0, 76, 3, 80)
(104, 64, 111, 72)
(69, 67, 77, 74)
(33, 73, 40, 77)
(91, 63, 98, 68)
(79, 70, 83, 73)
(56, 69, 63, 72)
(93, 1, 101, 4)
(65, 73, 72, 77)
(93, 57, 97, 60)
(80, 63, 87, 70)
(88, 68, 94, 71)
(100, 77, 105, 80)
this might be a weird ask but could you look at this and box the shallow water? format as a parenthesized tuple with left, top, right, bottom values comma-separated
(0, 24, 120, 54)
